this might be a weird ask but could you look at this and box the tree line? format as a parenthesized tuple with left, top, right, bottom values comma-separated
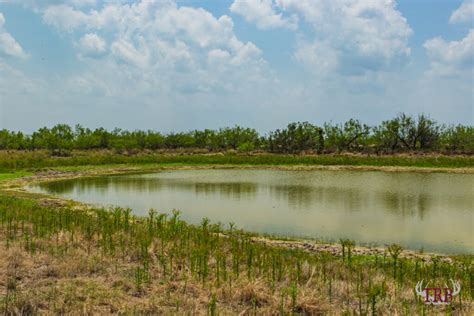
(0, 113, 472, 155)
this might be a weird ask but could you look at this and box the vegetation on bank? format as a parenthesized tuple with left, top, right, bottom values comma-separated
(0, 112, 472, 313)
(1, 113, 473, 155)
(0, 171, 32, 181)
(0, 150, 473, 172)
(0, 195, 472, 314)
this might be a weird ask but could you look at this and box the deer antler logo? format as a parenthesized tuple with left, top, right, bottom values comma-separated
(415, 280, 460, 305)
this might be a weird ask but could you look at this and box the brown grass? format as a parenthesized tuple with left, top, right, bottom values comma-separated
(1, 221, 471, 315)
(0, 166, 472, 315)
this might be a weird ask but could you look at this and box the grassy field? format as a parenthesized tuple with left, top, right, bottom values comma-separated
(0, 152, 472, 314)
(0, 150, 473, 172)
(0, 195, 472, 314)
(0, 171, 32, 181)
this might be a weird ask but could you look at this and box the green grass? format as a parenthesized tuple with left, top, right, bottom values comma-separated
(0, 194, 472, 314)
(0, 150, 472, 172)
(0, 171, 32, 181)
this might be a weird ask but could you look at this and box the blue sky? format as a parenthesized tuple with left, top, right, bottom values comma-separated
(0, 0, 472, 133)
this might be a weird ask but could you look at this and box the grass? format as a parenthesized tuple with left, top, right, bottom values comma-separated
(0, 150, 473, 173)
(0, 195, 472, 314)
(0, 152, 472, 313)
(0, 171, 32, 181)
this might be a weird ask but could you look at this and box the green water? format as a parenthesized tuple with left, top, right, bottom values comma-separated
(29, 169, 474, 254)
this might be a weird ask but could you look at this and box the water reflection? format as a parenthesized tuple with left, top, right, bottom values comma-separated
(269, 184, 365, 211)
(43, 176, 259, 199)
(30, 169, 474, 253)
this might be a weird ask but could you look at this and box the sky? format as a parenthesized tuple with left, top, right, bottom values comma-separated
(0, 0, 472, 133)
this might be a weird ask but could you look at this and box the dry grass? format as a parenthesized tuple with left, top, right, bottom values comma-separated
(0, 239, 332, 315)
(0, 164, 473, 314)
(0, 195, 472, 315)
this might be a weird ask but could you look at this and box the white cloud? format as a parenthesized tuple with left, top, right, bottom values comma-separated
(16, 0, 100, 11)
(450, 0, 473, 24)
(69, 0, 97, 7)
(39, 0, 267, 95)
(294, 41, 338, 75)
(0, 12, 28, 59)
(208, 48, 231, 65)
(78, 33, 106, 57)
(42, 4, 93, 32)
(111, 38, 150, 68)
(278, 0, 412, 76)
(230, 0, 297, 30)
(424, 29, 474, 77)
(1, 0, 472, 131)
(38, 0, 412, 82)
(0, 61, 38, 95)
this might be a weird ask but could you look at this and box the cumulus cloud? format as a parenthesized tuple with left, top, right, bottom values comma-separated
(294, 41, 338, 75)
(276, 0, 413, 75)
(35, 0, 413, 87)
(38, 0, 266, 95)
(230, 0, 297, 30)
(42, 4, 93, 32)
(111, 38, 150, 68)
(17, 0, 100, 11)
(1, 0, 473, 132)
(78, 33, 106, 57)
(69, 0, 97, 7)
(0, 13, 28, 59)
(450, 0, 473, 24)
(424, 29, 474, 77)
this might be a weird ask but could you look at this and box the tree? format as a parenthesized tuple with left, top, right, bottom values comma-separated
(218, 126, 260, 150)
(324, 119, 370, 152)
(144, 131, 165, 150)
(1, 116, 469, 154)
(164, 132, 195, 149)
(93, 128, 110, 149)
(440, 125, 474, 153)
(268, 122, 324, 153)
(372, 119, 402, 153)
(31, 124, 74, 155)
(50, 124, 74, 154)
(415, 114, 441, 150)
(193, 129, 218, 150)
(75, 124, 102, 149)
(0, 130, 27, 150)
(373, 113, 441, 152)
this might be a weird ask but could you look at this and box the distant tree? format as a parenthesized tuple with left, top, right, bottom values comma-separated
(268, 122, 324, 153)
(372, 119, 402, 153)
(440, 125, 474, 153)
(373, 113, 441, 152)
(324, 119, 370, 152)
(50, 124, 74, 154)
(144, 131, 165, 150)
(0, 129, 27, 150)
(193, 129, 218, 150)
(164, 132, 195, 149)
(93, 128, 110, 149)
(218, 126, 260, 150)
(1, 115, 470, 155)
(109, 129, 144, 153)
(415, 114, 441, 150)
(75, 124, 102, 149)
(31, 124, 74, 155)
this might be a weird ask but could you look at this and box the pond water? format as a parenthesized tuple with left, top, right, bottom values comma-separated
(28, 169, 473, 254)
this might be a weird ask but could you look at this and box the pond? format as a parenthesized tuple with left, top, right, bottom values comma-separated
(28, 169, 474, 254)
